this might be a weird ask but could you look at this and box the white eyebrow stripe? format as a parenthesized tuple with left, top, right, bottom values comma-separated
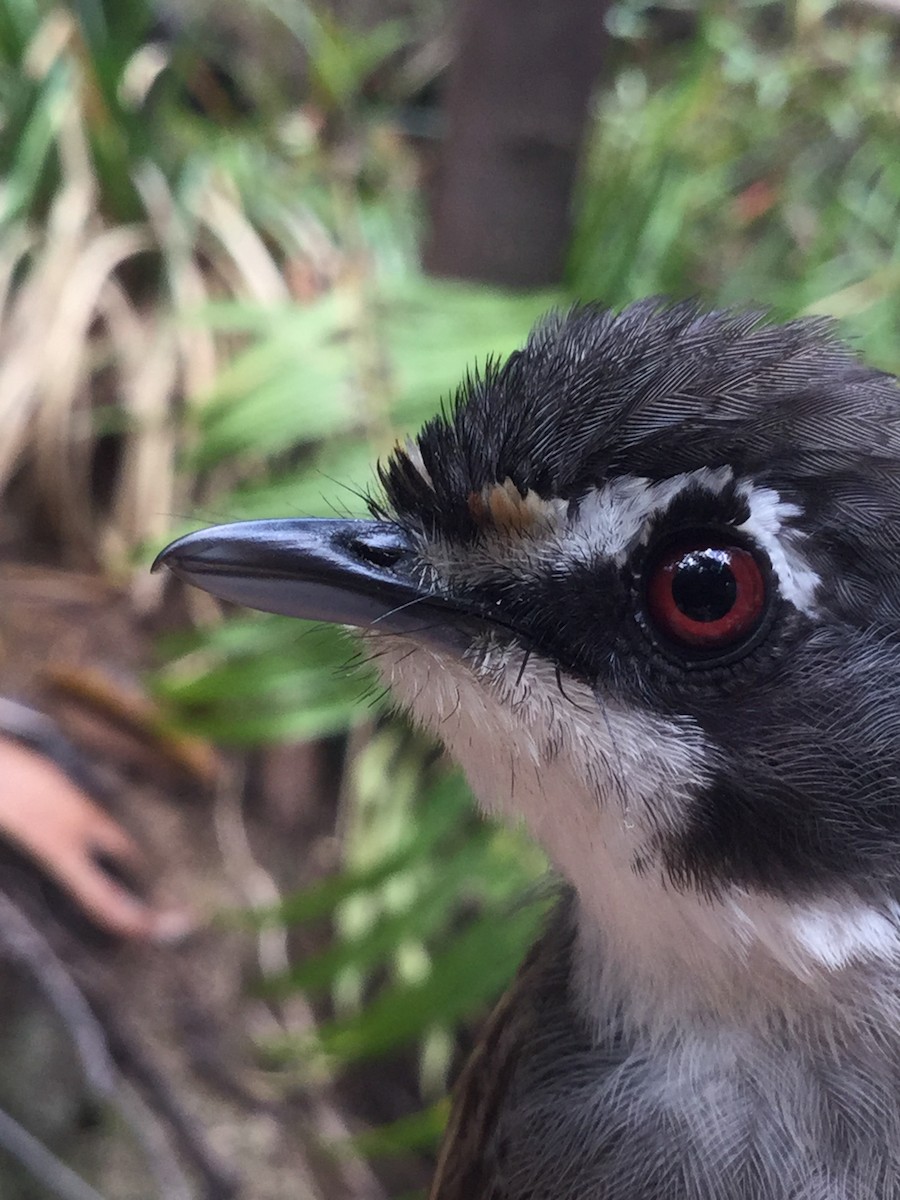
(564, 468, 820, 616)
(565, 466, 734, 563)
(426, 467, 821, 617)
(735, 484, 820, 616)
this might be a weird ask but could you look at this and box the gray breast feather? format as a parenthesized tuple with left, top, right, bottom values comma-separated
(433, 899, 900, 1200)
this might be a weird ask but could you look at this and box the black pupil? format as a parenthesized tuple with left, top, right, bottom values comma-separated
(671, 550, 736, 623)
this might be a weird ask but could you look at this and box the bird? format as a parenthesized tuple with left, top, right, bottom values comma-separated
(155, 298, 900, 1199)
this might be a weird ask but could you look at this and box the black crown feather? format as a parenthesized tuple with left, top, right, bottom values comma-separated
(379, 299, 899, 540)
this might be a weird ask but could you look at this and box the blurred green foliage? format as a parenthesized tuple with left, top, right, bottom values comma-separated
(153, 0, 900, 1178)
(5, 0, 900, 1186)
(571, 1, 900, 368)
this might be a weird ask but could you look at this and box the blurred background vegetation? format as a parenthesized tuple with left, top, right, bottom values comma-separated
(1, 0, 900, 1194)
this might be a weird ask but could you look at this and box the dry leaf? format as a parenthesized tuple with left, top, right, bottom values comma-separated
(46, 664, 218, 786)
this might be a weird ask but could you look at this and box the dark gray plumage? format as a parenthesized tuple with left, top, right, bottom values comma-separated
(432, 894, 900, 1200)
(155, 300, 900, 1199)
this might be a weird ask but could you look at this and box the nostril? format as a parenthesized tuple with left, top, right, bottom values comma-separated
(345, 529, 408, 570)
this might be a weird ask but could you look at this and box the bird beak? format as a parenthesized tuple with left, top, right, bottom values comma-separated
(152, 518, 475, 648)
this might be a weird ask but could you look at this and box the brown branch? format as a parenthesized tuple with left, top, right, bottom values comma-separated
(87, 996, 240, 1200)
(0, 1106, 108, 1200)
(214, 765, 389, 1200)
(0, 894, 194, 1199)
(0, 893, 116, 1097)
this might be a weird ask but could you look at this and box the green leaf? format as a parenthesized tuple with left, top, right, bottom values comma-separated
(260, 828, 499, 997)
(272, 898, 548, 1067)
(344, 1100, 448, 1159)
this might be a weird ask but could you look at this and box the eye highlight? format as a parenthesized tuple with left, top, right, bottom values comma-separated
(644, 539, 767, 652)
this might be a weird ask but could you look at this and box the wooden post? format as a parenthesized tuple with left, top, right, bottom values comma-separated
(424, 0, 609, 288)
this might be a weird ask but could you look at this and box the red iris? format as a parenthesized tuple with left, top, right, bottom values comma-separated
(645, 540, 766, 650)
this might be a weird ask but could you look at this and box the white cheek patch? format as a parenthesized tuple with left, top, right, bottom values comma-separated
(367, 636, 899, 1027)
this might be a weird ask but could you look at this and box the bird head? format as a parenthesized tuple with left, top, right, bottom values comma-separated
(156, 300, 900, 1021)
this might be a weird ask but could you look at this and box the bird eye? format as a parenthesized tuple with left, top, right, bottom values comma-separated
(644, 539, 767, 652)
